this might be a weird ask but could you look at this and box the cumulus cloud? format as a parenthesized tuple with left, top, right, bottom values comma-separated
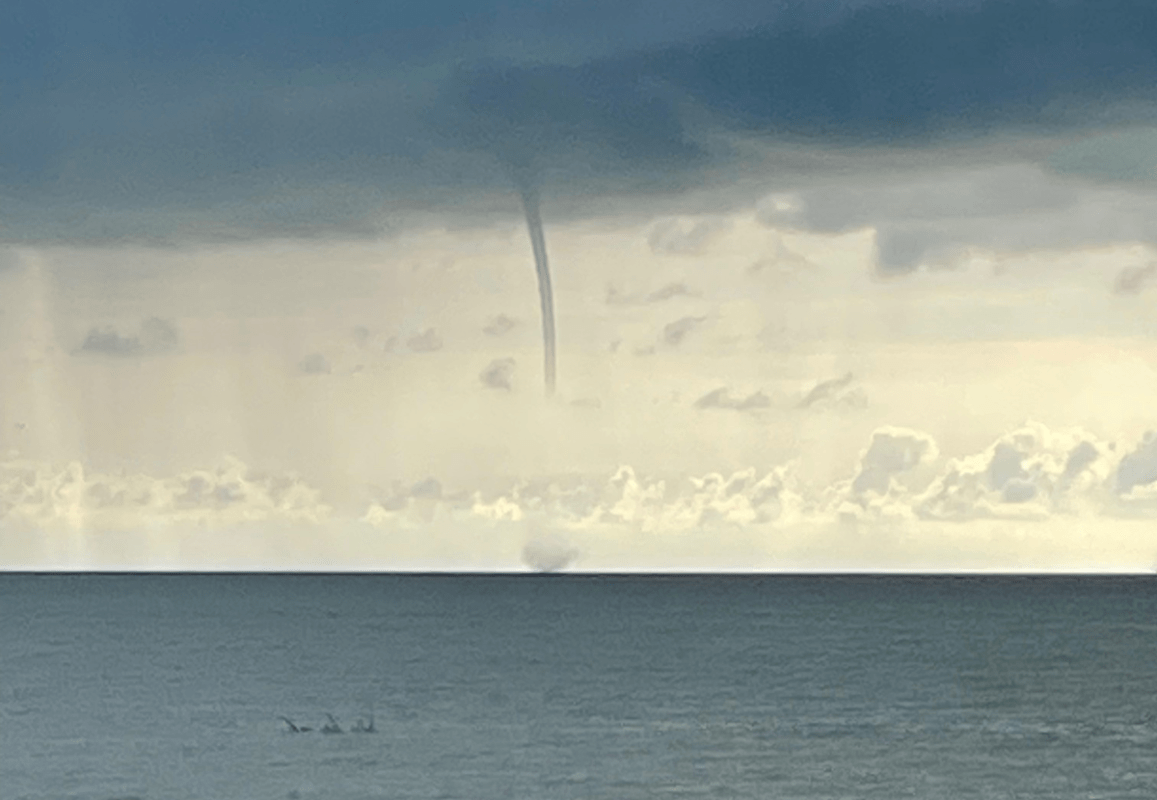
(662, 316, 706, 347)
(850, 428, 939, 495)
(483, 314, 518, 336)
(0, 454, 329, 531)
(361, 475, 476, 529)
(694, 387, 771, 411)
(407, 329, 444, 353)
(914, 423, 1114, 522)
(13, 421, 1157, 569)
(479, 358, 516, 391)
(75, 317, 180, 357)
(1113, 263, 1157, 295)
(1116, 432, 1157, 495)
(465, 422, 1151, 535)
(468, 463, 803, 534)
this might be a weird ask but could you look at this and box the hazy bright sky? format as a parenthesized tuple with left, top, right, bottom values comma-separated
(3, 0, 1157, 571)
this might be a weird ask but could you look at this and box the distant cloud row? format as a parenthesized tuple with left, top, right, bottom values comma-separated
(6, 419, 1153, 537)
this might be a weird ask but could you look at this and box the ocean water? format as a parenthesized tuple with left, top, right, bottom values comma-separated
(2, 574, 1156, 799)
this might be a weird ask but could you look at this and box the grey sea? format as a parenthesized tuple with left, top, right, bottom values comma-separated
(2, 574, 1157, 799)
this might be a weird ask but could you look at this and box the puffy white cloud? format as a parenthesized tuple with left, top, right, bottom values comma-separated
(850, 427, 939, 496)
(8, 421, 1157, 570)
(433, 421, 1153, 549)
(360, 476, 472, 528)
(1116, 432, 1157, 496)
(914, 422, 1115, 521)
(0, 455, 329, 532)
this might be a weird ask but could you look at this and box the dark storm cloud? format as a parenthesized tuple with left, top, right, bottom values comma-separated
(781, 164, 1157, 272)
(4, 0, 1157, 244)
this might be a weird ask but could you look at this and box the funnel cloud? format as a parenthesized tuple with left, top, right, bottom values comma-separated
(517, 181, 558, 397)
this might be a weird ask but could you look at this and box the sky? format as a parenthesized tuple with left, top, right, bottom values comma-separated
(3, 0, 1157, 571)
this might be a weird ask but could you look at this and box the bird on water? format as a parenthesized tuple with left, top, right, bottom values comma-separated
(351, 713, 376, 733)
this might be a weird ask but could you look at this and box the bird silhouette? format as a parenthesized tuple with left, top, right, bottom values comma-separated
(352, 712, 376, 733)
(280, 716, 313, 733)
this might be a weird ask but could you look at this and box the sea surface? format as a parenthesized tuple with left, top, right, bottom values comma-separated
(2, 573, 1156, 799)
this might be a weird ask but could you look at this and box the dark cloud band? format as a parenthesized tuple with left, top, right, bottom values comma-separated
(3, 0, 1157, 243)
